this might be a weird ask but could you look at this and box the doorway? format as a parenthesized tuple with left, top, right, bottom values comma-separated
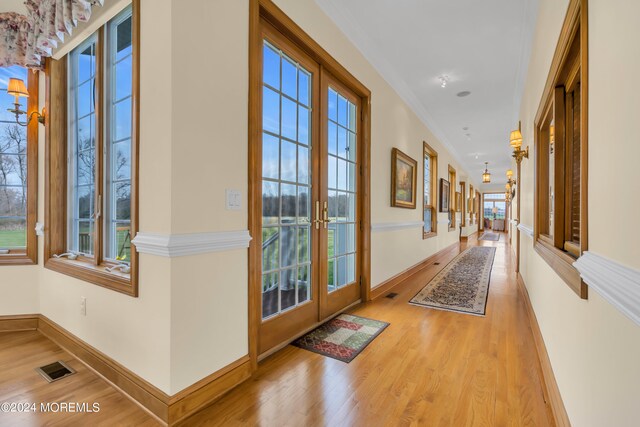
(250, 13, 371, 359)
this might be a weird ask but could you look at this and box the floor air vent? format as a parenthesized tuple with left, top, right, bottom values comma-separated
(385, 292, 398, 299)
(433, 262, 440, 265)
(36, 361, 76, 383)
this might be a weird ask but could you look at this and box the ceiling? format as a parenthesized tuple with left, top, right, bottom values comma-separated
(316, 0, 538, 191)
(0, 0, 26, 13)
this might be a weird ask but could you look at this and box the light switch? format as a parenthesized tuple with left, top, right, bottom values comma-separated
(226, 189, 241, 210)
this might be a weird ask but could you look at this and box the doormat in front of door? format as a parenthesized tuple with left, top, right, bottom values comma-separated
(292, 314, 389, 363)
(410, 246, 496, 316)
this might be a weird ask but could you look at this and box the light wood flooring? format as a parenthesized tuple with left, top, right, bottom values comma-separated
(181, 233, 554, 426)
(0, 233, 554, 426)
(0, 330, 159, 426)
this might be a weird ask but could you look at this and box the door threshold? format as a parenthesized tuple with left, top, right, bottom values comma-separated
(257, 299, 362, 362)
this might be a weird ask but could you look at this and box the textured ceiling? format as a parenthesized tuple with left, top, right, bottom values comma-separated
(316, 0, 538, 191)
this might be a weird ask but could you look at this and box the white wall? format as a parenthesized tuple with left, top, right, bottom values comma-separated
(518, 0, 640, 425)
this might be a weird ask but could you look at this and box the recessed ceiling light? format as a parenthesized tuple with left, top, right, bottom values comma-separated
(439, 75, 449, 88)
(457, 91, 471, 97)
(462, 126, 469, 131)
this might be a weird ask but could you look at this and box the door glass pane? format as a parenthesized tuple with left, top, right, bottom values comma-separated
(327, 87, 357, 292)
(261, 40, 312, 319)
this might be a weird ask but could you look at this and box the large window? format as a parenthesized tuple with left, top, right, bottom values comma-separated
(483, 194, 506, 220)
(46, 3, 139, 295)
(534, 0, 587, 298)
(0, 66, 38, 264)
(423, 142, 437, 238)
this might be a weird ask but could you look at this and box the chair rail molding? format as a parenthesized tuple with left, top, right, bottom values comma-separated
(371, 221, 424, 232)
(517, 223, 533, 237)
(574, 251, 640, 327)
(132, 230, 252, 257)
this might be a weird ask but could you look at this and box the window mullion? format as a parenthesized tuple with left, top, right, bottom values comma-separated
(94, 27, 106, 266)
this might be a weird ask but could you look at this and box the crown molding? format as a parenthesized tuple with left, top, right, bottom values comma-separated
(517, 223, 533, 237)
(132, 231, 252, 257)
(574, 252, 640, 327)
(371, 221, 424, 232)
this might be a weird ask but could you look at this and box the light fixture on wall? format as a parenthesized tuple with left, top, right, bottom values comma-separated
(5, 78, 45, 126)
(506, 169, 516, 199)
(509, 121, 528, 163)
(482, 162, 491, 183)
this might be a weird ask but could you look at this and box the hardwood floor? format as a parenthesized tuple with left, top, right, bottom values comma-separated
(181, 233, 554, 426)
(0, 330, 159, 426)
(0, 233, 554, 426)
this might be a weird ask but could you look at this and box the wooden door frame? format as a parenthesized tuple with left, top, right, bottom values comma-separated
(248, 0, 371, 370)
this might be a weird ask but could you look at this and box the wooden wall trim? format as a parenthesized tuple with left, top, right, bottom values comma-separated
(371, 242, 459, 300)
(516, 273, 571, 427)
(0, 314, 39, 332)
(0, 315, 249, 425)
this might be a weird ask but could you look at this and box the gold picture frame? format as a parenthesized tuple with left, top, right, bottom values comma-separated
(391, 148, 417, 209)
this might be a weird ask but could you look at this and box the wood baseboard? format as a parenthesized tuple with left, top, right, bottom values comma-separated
(371, 242, 459, 299)
(0, 314, 39, 332)
(516, 273, 571, 426)
(0, 314, 248, 425)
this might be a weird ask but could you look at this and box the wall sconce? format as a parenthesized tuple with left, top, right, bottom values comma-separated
(6, 78, 45, 126)
(506, 169, 516, 198)
(482, 162, 491, 183)
(509, 121, 528, 163)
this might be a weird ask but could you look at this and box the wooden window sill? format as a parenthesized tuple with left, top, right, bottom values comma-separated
(45, 257, 136, 296)
(0, 253, 37, 266)
(423, 231, 437, 240)
(534, 238, 587, 299)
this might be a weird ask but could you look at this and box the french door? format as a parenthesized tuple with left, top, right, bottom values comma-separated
(257, 23, 362, 355)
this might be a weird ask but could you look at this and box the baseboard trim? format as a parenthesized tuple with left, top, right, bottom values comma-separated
(3, 314, 249, 425)
(0, 314, 39, 332)
(516, 273, 570, 427)
(168, 355, 251, 425)
(371, 242, 459, 299)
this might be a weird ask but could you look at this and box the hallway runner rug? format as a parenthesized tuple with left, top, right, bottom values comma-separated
(479, 232, 500, 241)
(410, 246, 496, 316)
(292, 314, 389, 363)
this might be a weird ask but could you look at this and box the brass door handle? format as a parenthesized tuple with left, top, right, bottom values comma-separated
(313, 200, 322, 229)
(323, 201, 331, 228)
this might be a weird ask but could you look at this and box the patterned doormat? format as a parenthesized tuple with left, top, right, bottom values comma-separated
(292, 314, 389, 363)
(410, 246, 496, 316)
(479, 232, 500, 241)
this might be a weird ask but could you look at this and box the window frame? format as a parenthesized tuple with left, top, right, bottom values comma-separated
(44, 0, 140, 296)
(533, 0, 588, 299)
(459, 181, 466, 227)
(447, 164, 456, 231)
(468, 184, 474, 225)
(0, 70, 38, 265)
(422, 141, 437, 239)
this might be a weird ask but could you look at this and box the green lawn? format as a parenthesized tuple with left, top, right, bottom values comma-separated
(0, 229, 26, 249)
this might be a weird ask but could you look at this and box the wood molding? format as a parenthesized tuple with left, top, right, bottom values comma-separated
(131, 230, 252, 257)
(516, 273, 571, 426)
(371, 242, 459, 299)
(574, 252, 640, 327)
(0, 314, 39, 332)
(34, 315, 249, 425)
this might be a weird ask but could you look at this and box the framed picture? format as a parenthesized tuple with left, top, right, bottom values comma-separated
(456, 192, 462, 212)
(439, 178, 450, 212)
(391, 148, 417, 209)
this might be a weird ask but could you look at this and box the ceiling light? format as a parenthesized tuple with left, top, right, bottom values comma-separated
(439, 75, 449, 88)
(482, 162, 491, 183)
(456, 91, 471, 97)
(462, 126, 469, 131)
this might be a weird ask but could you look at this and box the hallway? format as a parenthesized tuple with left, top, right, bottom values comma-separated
(181, 233, 553, 426)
